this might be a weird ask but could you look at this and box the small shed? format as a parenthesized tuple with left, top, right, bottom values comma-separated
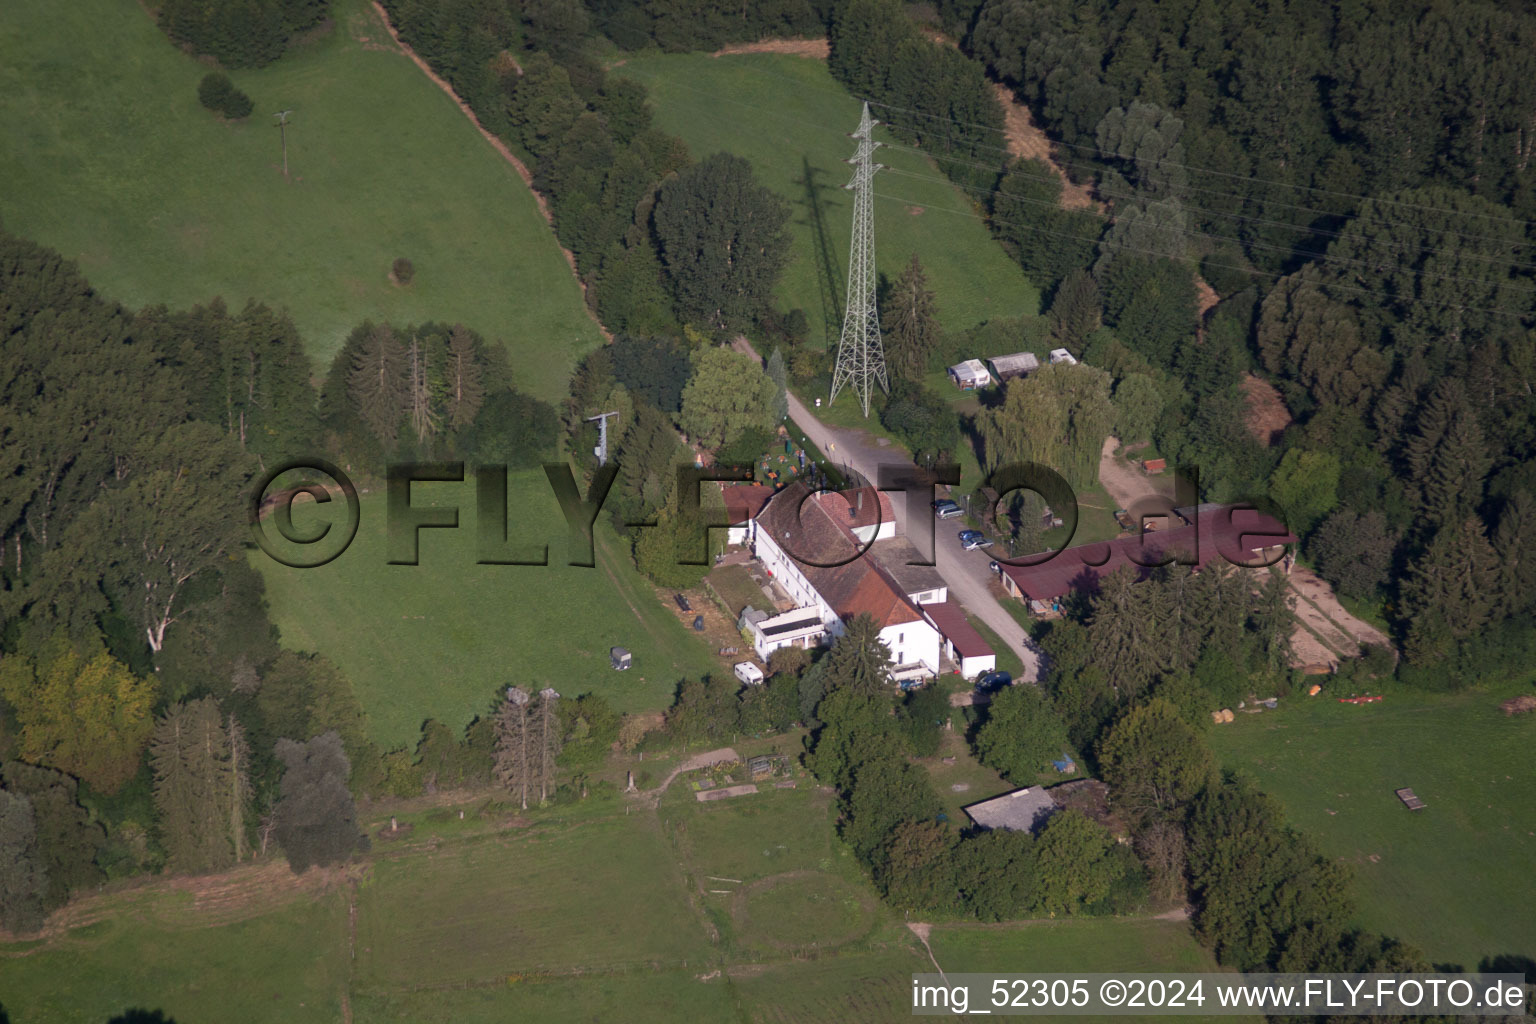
(1141, 458, 1167, 475)
(986, 351, 1039, 382)
(1048, 348, 1078, 366)
(610, 647, 631, 671)
(947, 359, 992, 391)
(964, 786, 1059, 835)
(747, 755, 772, 779)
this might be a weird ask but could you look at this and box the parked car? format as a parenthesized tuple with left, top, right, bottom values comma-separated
(933, 499, 963, 519)
(975, 669, 1012, 693)
(958, 529, 994, 551)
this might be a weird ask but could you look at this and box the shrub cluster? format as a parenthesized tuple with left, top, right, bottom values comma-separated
(197, 73, 254, 120)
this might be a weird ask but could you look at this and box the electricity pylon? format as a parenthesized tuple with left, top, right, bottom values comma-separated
(829, 102, 888, 418)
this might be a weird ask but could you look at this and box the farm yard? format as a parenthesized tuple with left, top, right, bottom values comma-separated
(615, 52, 1041, 354)
(0, 0, 603, 391)
(1207, 684, 1536, 969)
(257, 483, 718, 748)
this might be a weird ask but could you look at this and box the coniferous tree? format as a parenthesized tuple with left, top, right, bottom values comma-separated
(406, 335, 438, 448)
(1494, 491, 1536, 616)
(227, 714, 252, 863)
(347, 323, 407, 450)
(534, 688, 563, 804)
(445, 325, 486, 432)
(1050, 268, 1103, 351)
(0, 790, 48, 934)
(1401, 518, 1500, 658)
(494, 687, 533, 810)
(1087, 569, 1168, 701)
(883, 254, 940, 381)
(151, 697, 237, 875)
(821, 614, 894, 697)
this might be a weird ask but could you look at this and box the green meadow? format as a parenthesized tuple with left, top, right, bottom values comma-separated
(1208, 685, 1536, 968)
(256, 477, 717, 748)
(0, 765, 1248, 1024)
(0, 0, 603, 392)
(616, 52, 1041, 353)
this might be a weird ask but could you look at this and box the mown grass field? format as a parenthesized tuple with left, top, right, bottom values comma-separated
(256, 478, 718, 748)
(616, 52, 1040, 358)
(0, 772, 1244, 1023)
(926, 918, 1259, 1024)
(0, 0, 603, 391)
(354, 815, 714, 986)
(0, 885, 351, 1024)
(1207, 685, 1536, 969)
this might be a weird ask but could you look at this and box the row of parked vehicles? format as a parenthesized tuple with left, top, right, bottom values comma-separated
(932, 499, 995, 551)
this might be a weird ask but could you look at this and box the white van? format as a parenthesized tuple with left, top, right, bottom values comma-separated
(733, 662, 765, 686)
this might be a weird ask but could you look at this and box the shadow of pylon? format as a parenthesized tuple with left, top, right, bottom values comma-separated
(796, 156, 844, 349)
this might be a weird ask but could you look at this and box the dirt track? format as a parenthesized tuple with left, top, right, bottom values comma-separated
(712, 38, 828, 59)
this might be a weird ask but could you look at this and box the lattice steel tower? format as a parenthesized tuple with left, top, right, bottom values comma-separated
(829, 102, 888, 417)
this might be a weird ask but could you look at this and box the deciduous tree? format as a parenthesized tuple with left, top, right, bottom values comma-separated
(974, 684, 1070, 784)
(679, 346, 775, 449)
(0, 636, 155, 794)
(273, 732, 361, 873)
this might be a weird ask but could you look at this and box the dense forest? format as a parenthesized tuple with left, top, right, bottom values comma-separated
(157, 0, 329, 67)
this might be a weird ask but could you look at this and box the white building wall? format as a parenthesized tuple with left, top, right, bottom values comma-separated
(751, 521, 934, 673)
(880, 620, 941, 675)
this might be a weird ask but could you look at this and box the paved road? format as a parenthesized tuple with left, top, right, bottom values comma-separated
(750, 355, 1043, 681)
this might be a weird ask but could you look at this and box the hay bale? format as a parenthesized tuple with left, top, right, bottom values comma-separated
(1501, 695, 1536, 716)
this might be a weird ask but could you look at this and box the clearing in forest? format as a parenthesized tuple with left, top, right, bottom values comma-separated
(1208, 686, 1536, 969)
(616, 53, 1041, 351)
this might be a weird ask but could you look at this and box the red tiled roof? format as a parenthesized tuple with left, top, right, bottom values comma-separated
(999, 505, 1296, 602)
(813, 488, 895, 531)
(922, 601, 994, 659)
(721, 483, 775, 525)
(756, 481, 921, 628)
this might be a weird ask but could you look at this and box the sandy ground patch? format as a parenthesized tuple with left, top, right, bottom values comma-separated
(712, 38, 829, 59)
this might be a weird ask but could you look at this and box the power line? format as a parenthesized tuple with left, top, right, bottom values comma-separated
(616, 54, 1536, 312)
(869, 189, 1534, 322)
(829, 102, 889, 418)
(864, 94, 1536, 232)
(619, 48, 1536, 246)
(880, 163, 1536, 300)
(616, 58, 1536, 268)
(871, 131, 1536, 274)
